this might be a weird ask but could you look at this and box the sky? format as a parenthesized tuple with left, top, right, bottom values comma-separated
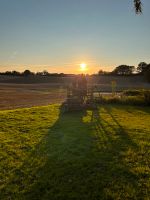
(0, 0, 150, 74)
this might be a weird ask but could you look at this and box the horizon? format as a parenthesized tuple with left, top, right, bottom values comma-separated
(0, 0, 150, 74)
(0, 61, 147, 75)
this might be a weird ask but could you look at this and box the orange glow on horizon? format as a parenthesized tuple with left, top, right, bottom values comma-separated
(0, 63, 114, 75)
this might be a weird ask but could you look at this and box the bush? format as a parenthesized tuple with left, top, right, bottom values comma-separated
(122, 96, 145, 105)
(94, 89, 150, 106)
(123, 89, 144, 96)
(95, 94, 146, 106)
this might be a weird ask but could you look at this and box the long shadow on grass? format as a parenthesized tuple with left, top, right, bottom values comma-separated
(113, 104, 150, 115)
(2, 105, 141, 200)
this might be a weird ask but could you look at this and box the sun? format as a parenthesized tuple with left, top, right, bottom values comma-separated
(80, 63, 87, 72)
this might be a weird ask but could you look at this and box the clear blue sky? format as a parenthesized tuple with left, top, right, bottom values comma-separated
(0, 0, 150, 73)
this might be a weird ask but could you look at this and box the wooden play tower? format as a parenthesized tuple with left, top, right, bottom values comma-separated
(63, 75, 95, 112)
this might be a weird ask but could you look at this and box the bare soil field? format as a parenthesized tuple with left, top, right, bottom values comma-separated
(0, 83, 67, 110)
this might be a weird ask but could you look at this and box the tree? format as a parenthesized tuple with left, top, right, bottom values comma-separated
(98, 70, 103, 75)
(23, 70, 33, 76)
(42, 70, 49, 76)
(136, 62, 150, 82)
(134, 0, 142, 14)
(112, 65, 135, 75)
(146, 64, 150, 82)
(5, 71, 12, 76)
(137, 62, 148, 74)
(12, 70, 21, 76)
(98, 70, 110, 75)
(144, 64, 150, 81)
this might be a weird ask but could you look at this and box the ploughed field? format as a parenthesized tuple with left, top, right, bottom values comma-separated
(0, 104, 150, 199)
(0, 83, 67, 110)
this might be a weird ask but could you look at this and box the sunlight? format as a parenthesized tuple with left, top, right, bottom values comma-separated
(80, 63, 87, 72)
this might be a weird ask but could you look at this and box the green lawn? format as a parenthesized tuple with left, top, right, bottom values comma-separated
(0, 104, 150, 200)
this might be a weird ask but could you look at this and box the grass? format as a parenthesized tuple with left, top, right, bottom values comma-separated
(0, 104, 150, 199)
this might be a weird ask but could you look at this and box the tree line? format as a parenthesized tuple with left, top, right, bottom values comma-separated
(98, 62, 150, 75)
(0, 70, 70, 77)
(0, 62, 150, 78)
(98, 62, 150, 82)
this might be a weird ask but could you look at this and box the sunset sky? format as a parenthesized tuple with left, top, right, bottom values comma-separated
(0, 0, 150, 74)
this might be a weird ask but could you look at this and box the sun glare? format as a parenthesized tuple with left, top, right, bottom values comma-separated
(80, 63, 87, 72)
